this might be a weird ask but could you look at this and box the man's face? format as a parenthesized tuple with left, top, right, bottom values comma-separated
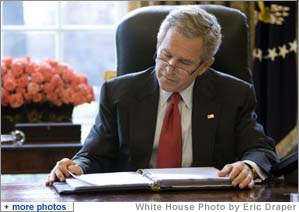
(155, 28, 213, 92)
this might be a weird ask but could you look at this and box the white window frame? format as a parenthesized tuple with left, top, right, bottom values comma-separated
(1, 1, 128, 61)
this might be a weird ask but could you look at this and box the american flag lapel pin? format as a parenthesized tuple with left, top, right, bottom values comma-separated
(207, 114, 215, 119)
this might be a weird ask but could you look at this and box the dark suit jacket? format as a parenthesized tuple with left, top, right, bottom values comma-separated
(73, 67, 279, 175)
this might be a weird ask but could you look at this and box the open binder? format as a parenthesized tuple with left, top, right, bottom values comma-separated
(52, 167, 232, 194)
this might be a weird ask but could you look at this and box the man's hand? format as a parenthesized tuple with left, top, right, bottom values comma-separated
(218, 161, 255, 189)
(45, 158, 83, 186)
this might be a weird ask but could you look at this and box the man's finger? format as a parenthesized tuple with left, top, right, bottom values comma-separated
(57, 160, 72, 177)
(239, 174, 252, 189)
(231, 168, 248, 187)
(55, 168, 66, 182)
(229, 164, 243, 180)
(68, 165, 83, 176)
(45, 170, 57, 186)
(247, 178, 255, 189)
(45, 175, 51, 186)
(218, 164, 233, 177)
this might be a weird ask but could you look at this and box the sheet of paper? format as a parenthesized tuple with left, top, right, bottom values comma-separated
(143, 167, 222, 179)
(67, 171, 152, 189)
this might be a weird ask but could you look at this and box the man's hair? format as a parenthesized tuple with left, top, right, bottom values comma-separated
(157, 6, 222, 62)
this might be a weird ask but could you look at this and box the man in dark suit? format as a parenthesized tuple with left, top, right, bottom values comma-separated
(46, 7, 278, 189)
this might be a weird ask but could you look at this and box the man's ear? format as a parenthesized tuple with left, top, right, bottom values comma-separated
(203, 57, 215, 71)
(197, 57, 215, 76)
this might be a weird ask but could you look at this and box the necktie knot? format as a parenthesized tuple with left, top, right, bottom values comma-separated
(171, 92, 181, 105)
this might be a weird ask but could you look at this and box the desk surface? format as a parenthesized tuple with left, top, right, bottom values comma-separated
(1, 179, 297, 202)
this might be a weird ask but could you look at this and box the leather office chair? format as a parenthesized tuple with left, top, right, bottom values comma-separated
(116, 5, 252, 83)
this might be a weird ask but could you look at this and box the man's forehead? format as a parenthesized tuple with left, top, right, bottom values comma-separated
(159, 29, 203, 51)
(158, 44, 202, 64)
(159, 48, 195, 63)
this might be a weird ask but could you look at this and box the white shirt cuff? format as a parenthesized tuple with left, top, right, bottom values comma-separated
(243, 160, 267, 182)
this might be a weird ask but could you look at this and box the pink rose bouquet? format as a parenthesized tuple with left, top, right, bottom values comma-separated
(1, 56, 95, 108)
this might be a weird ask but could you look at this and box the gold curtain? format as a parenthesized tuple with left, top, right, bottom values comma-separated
(128, 1, 255, 63)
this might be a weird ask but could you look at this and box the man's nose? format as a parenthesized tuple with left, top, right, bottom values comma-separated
(165, 59, 177, 72)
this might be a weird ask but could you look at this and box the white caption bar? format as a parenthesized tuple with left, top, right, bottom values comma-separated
(75, 202, 298, 212)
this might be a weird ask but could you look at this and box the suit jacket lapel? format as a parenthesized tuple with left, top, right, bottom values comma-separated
(192, 70, 220, 167)
(129, 70, 159, 168)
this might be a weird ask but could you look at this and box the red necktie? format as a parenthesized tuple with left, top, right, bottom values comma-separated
(156, 92, 182, 168)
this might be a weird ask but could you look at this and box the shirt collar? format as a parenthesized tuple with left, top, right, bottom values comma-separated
(159, 81, 195, 109)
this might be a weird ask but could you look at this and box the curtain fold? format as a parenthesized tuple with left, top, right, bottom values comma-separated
(252, 2, 298, 157)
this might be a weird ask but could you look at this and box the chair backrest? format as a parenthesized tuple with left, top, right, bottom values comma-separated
(116, 5, 252, 83)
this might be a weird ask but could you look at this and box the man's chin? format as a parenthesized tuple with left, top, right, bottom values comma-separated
(157, 77, 180, 92)
(160, 84, 178, 92)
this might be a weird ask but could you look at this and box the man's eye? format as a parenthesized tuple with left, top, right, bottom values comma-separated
(180, 60, 192, 66)
(163, 54, 171, 58)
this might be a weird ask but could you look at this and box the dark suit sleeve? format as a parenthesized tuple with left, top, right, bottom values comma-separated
(72, 81, 119, 173)
(235, 84, 279, 175)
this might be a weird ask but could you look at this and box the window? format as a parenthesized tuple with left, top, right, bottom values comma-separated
(1, 1, 128, 141)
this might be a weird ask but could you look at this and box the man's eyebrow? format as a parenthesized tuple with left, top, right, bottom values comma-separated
(161, 49, 171, 55)
(161, 49, 194, 64)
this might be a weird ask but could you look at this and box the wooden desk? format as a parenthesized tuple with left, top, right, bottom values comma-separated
(1, 143, 82, 174)
(1, 179, 297, 202)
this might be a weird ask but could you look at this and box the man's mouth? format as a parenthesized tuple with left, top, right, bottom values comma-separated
(162, 75, 177, 83)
